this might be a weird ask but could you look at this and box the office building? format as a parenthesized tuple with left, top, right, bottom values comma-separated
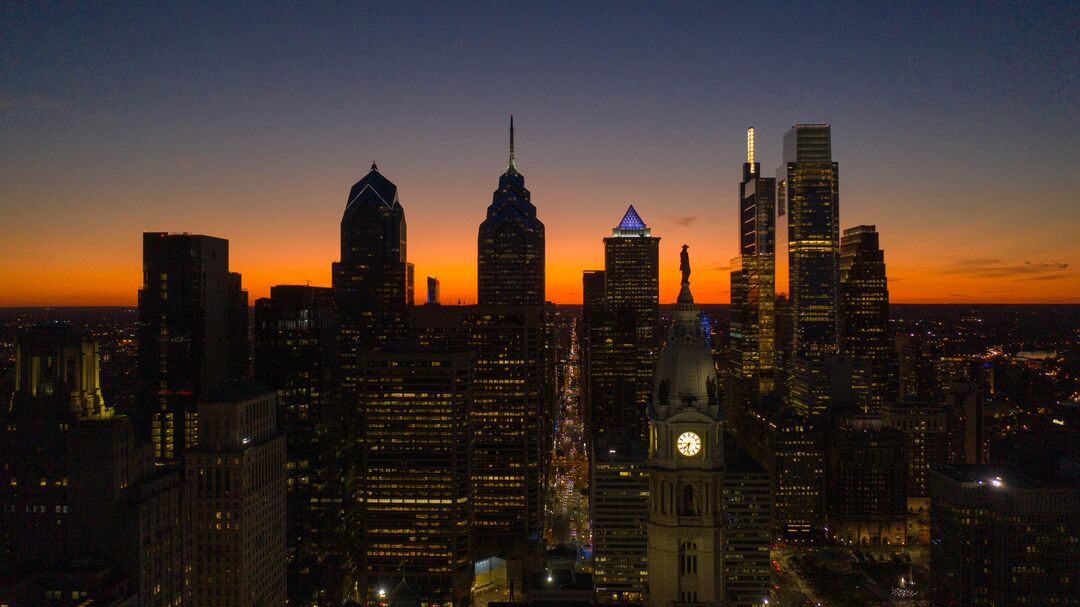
(1, 326, 189, 606)
(478, 117, 545, 306)
(930, 465, 1080, 606)
(881, 399, 949, 509)
(722, 440, 773, 607)
(590, 433, 649, 604)
(253, 285, 349, 605)
(412, 305, 546, 561)
(730, 127, 777, 406)
(332, 162, 410, 358)
(138, 232, 249, 463)
(826, 414, 907, 546)
(839, 225, 890, 410)
(427, 276, 440, 305)
(186, 381, 287, 607)
(776, 125, 840, 416)
(353, 351, 473, 606)
(0, 326, 111, 574)
(646, 255, 726, 606)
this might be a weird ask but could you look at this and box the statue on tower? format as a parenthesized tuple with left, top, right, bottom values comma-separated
(679, 244, 691, 285)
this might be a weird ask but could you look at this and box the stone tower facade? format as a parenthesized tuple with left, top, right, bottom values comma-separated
(647, 252, 727, 607)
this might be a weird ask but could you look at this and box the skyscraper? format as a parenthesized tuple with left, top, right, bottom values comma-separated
(776, 124, 840, 418)
(730, 127, 777, 404)
(839, 225, 890, 410)
(353, 351, 474, 606)
(332, 162, 410, 355)
(138, 232, 249, 463)
(590, 432, 649, 603)
(253, 285, 348, 605)
(602, 205, 661, 439)
(412, 305, 545, 563)
(646, 251, 726, 606)
(1, 327, 190, 606)
(1, 326, 111, 573)
(186, 380, 287, 607)
(477, 117, 546, 306)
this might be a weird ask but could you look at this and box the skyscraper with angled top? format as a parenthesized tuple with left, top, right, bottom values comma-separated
(332, 163, 409, 380)
(583, 205, 660, 444)
(839, 225, 890, 410)
(478, 116, 546, 306)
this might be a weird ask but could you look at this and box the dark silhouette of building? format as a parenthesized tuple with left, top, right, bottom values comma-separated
(427, 276, 440, 305)
(1, 327, 189, 607)
(1, 326, 110, 574)
(253, 285, 349, 605)
(930, 465, 1080, 606)
(730, 127, 777, 409)
(352, 351, 474, 606)
(826, 413, 907, 546)
(839, 225, 890, 410)
(186, 380, 287, 607)
(881, 399, 949, 510)
(477, 117, 545, 306)
(138, 232, 249, 463)
(776, 125, 840, 418)
(332, 162, 410, 356)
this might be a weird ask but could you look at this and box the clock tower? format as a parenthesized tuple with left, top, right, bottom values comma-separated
(647, 246, 726, 606)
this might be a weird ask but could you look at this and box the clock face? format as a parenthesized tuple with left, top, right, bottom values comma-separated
(676, 431, 702, 457)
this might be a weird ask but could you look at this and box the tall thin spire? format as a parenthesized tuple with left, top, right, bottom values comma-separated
(508, 115, 517, 173)
(746, 127, 755, 168)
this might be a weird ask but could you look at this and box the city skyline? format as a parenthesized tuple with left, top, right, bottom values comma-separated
(3, 3, 1079, 307)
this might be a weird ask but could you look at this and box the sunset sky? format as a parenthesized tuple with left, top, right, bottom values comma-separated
(2, 2, 1078, 306)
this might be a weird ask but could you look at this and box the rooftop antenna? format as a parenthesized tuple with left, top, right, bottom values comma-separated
(508, 115, 517, 173)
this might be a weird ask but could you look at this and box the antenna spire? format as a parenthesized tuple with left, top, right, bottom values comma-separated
(508, 115, 516, 172)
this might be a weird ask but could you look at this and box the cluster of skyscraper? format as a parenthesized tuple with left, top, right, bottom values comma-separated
(3, 120, 1078, 607)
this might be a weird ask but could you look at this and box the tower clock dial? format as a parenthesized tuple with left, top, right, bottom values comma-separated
(676, 431, 701, 457)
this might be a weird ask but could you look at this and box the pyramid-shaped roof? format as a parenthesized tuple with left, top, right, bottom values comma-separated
(617, 205, 647, 230)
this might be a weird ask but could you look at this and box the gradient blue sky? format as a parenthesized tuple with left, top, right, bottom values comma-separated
(2, 1, 1078, 304)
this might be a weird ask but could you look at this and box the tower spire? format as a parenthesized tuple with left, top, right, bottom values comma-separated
(747, 127, 755, 166)
(508, 115, 517, 173)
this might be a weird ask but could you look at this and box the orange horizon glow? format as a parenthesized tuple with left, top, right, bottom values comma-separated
(3, 200, 1077, 307)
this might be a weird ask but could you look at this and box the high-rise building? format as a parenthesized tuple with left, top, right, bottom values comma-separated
(186, 381, 287, 607)
(478, 117, 545, 306)
(332, 162, 410, 357)
(590, 432, 649, 604)
(353, 351, 474, 606)
(881, 399, 949, 511)
(427, 276, 440, 305)
(646, 255, 726, 606)
(722, 439, 773, 607)
(825, 414, 907, 547)
(412, 305, 545, 561)
(1, 327, 189, 607)
(601, 205, 661, 441)
(138, 232, 249, 463)
(776, 124, 840, 417)
(253, 285, 349, 605)
(839, 225, 890, 410)
(1, 326, 112, 574)
(730, 127, 777, 405)
(930, 465, 1080, 606)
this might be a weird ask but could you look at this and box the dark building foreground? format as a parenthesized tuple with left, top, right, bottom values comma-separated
(930, 465, 1080, 606)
